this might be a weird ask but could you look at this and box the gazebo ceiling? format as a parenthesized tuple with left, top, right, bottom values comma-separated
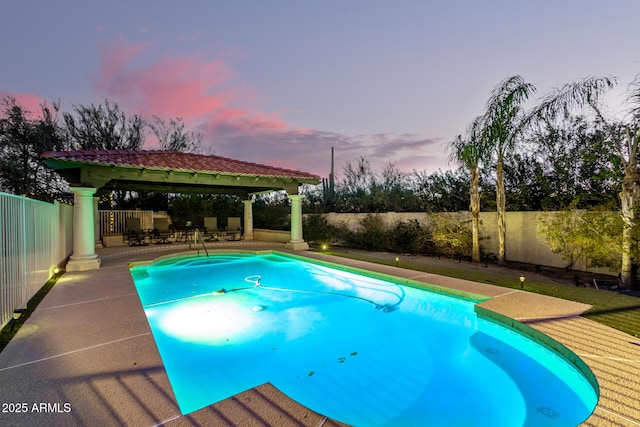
(41, 150, 321, 196)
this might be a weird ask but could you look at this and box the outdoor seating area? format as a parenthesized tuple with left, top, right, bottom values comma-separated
(125, 217, 148, 246)
(199, 216, 244, 241)
(226, 216, 242, 240)
(203, 216, 219, 241)
(152, 217, 172, 244)
(119, 214, 246, 246)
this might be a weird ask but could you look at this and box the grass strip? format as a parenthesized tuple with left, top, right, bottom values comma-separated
(325, 250, 640, 338)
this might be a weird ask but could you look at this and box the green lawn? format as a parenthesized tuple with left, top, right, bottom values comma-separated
(325, 250, 640, 338)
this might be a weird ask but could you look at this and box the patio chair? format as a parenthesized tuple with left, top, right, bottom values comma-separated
(203, 216, 219, 241)
(152, 217, 172, 244)
(125, 217, 148, 246)
(226, 216, 242, 240)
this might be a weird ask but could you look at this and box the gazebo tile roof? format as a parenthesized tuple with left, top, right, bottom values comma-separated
(41, 150, 320, 180)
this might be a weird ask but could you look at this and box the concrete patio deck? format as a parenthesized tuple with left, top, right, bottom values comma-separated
(0, 243, 639, 426)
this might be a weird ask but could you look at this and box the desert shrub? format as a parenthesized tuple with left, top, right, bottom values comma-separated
(329, 221, 352, 245)
(253, 194, 291, 230)
(346, 214, 389, 251)
(538, 207, 622, 270)
(430, 216, 472, 258)
(388, 220, 434, 254)
(253, 203, 290, 230)
(303, 214, 333, 243)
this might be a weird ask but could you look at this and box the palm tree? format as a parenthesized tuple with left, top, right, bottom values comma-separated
(534, 75, 640, 289)
(481, 75, 537, 263)
(448, 116, 485, 262)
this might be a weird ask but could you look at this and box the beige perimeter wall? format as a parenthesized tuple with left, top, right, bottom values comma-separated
(320, 211, 616, 275)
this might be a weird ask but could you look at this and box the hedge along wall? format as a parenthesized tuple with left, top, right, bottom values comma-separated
(320, 211, 617, 275)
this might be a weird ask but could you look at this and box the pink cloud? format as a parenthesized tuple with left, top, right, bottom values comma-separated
(0, 91, 48, 119)
(94, 39, 151, 97)
(89, 39, 442, 177)
(93, 39, 300, 138)
(199, 107, 291, 136)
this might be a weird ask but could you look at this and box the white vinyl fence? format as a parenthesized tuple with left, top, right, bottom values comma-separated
(0, 192, 73, 328)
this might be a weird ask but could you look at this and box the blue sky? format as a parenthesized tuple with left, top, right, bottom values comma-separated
(1, 1, 639, 177)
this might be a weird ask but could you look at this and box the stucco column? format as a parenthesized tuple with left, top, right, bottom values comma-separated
(285, 194, 309, 250)
(93, 196, 102, 248)
(67, 187, 101, 271)
(242, 199, 254, 240)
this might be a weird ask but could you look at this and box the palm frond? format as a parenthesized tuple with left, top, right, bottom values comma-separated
(485, 75, 536, 116)
(446, 116, 485, 168)
(482, 75, 536, 152)
(533, 75, 617, 121)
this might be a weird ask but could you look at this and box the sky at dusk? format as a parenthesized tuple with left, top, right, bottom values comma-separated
(2, 1, 640, 178)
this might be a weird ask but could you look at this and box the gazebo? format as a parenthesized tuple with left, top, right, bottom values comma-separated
(42, 150, 321, 271)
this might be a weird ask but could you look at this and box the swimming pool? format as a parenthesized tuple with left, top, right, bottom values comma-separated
(130, 251, 598, 426)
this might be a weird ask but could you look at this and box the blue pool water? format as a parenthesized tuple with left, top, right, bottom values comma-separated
(130, 252, 598, 426)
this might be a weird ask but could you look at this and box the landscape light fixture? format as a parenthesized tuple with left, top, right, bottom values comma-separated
(11, 309, 25, 331)
(395, 256, 399, 267)
(519, 275, 525, 289)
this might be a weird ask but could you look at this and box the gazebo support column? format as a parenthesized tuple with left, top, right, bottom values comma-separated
(285, 194, 309, 250)
(93, 196, 102, 248)
(242, 199, 254, 240)
(67, 187, 101, 271)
